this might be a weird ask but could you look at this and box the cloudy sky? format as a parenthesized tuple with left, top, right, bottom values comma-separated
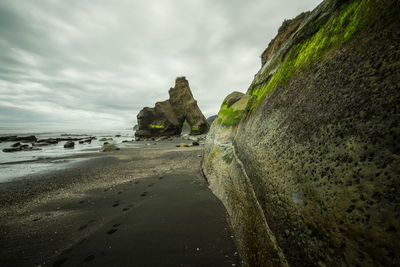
(0, 0, 321, 130)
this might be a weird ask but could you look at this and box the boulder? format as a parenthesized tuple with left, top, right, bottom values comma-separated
(0, 136, 18, 142)
(37, 139, 58, 144)
(0, 135, 37, 143)
(64, 141, 75, 148)
(18, 135, 37, 143)
(206, 115, 218, 125)
(100, 144, 120, 152)
(2, 144, 41, 152)
(135, 77, 209, 138)
(223, 91, 245, 107)
(11, 142, 21, 147)
(2, 147, 21, 152)
(99, 138, 113, 142)
(78, 138, 92, 144)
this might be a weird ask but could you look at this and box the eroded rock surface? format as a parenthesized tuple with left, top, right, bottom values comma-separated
(203, 0, 400, 266)
(135, 77, 209, 138)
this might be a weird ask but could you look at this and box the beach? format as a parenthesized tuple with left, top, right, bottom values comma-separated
(0, 141, 240, 267)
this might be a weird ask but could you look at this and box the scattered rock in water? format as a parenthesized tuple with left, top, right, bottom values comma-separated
(37, 139, 58, 144)
(0, 135, 37, 143)
(2, 147, 21, 152)
(100, 144, 120, 152)
(99, 137, 113, 142)
(115, 134, 121, 137)
(104, 142, 109, 145)
(11, 142, 21, 147)
(64, 141, 75, 148)
(192, 141, 199, 146)
(79, 138, 92, 144)
(2, 144, 41, 152)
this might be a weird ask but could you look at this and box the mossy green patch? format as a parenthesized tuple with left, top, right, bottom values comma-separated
(248, 0, 374, 109)
(217, 103, 245, 127)
(222, 152, 234, 164)
(148, 124, 165, 129)
(208, 148, 222, 164)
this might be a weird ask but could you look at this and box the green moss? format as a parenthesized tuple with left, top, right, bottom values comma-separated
(222, 152, 234, 164)
(148, 124, 165, 129)
(217, 103, 245, 127)
(249, 0, 373, 109)
(191, 126, 200, 132)
(208, 148, 222, 162)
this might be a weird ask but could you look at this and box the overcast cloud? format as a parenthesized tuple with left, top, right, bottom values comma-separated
(0, 0, 321, 130)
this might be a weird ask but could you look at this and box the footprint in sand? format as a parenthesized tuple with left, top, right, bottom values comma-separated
(107, 229, 117, 235)
(140, 191, 148, 197)
(112, 223, 121, 228)
(159, 176, 164, 180)
(84, 255, 95, 262)
(117, 191, 123, 194)
(112, 202, 120, 207)
(53, 257, 68, 267)
(79, 200, 85, 204)
(122, 207, 130, 212)
(148, 183, 154, 187)
(60, 248, 73, 256)
(79, 224, 88, 231)
(32, 217, 41, 222)
(134, 180, 139, 184)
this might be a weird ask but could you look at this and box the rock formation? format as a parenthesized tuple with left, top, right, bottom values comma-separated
(135, 77, 209, 138)
(203, 0, 400, 266)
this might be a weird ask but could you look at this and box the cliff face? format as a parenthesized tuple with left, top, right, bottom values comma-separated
(203, 0, 400, 266)
(135, 77, 209, 138)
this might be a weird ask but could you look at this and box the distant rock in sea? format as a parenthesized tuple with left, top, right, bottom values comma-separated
(63, 141, 75, 148)
(135, 77, 209, 139)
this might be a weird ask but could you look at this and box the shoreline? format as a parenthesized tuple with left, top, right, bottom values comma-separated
(0, 142, 241, 266)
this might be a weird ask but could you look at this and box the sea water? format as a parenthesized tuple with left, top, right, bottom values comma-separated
(0, 127, 138, 183)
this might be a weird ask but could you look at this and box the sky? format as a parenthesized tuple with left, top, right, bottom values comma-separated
(0, 0, 321, 130)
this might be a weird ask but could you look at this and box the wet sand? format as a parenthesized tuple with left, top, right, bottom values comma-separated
(0, 142, 241, 266)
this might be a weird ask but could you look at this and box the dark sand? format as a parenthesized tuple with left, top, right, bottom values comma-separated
(0, 142, 241, 267)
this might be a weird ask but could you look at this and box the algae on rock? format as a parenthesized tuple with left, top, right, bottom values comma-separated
(203, 0, 400, 266)
(135, 77, 209, 138)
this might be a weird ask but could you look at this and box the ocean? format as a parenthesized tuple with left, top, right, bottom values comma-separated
(0, 127, 137, 183)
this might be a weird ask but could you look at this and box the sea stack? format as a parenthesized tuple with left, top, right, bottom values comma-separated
(135, 77, 209, 138)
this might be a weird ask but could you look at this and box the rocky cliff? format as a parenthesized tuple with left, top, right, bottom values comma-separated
(202, 0, 400, 266)
(135, 77, 209, 138)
